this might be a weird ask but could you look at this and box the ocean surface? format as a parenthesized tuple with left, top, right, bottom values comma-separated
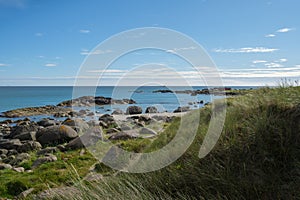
(0, 86, 254, 121)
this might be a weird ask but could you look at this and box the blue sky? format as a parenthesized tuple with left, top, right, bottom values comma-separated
(0, 0, 299, 86)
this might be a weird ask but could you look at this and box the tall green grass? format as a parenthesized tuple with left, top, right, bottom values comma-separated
(56, 86, 300, 200)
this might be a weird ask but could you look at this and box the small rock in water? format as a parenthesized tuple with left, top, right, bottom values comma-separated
(126, 106, 142, 115)
(145, 106, 159, 113)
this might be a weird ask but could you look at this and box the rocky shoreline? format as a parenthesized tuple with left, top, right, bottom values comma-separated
(0, 94, 194, 177)
(0, 96, 136, 118)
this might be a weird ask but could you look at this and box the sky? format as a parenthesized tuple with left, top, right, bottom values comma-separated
(0, 0, 299, 86)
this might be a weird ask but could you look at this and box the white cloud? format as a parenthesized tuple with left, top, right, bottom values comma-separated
(45, 63, 57, 67)
(265, 34, 276, 38)
(35, 33, 43, 37)
(213, 47, 279, 53)
(253, 60, 268, 64)
(166, 46, 197, 53)
(80, 49, 112, 55)
(0, 63, 9, 67)
(265, 62, 283, 68)
(277, 58, 287, 63)
(79, 29, 90, 34)
(276, 28, 293, 33)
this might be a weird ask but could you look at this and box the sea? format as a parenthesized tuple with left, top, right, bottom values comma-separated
(0, 86, 254, 121)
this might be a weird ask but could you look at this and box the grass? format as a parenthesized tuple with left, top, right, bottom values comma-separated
(1, 85, 300, 199)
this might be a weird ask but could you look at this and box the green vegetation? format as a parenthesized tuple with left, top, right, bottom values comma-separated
(1, 86, 300, 199)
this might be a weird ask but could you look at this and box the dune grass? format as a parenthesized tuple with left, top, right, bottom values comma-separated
(56, 85, 300, 200)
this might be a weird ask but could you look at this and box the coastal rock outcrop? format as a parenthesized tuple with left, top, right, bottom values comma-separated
(57, 96, 136, 107)
(173, 106, 190, 113)
(36, 125, 78, 146)
(62, 118, 89, 133)
(0, 105, 73, 118)
(126, 106, 142, 115)
(145, 106, 159, 113)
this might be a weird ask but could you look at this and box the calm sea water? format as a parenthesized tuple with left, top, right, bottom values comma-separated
(0, 86, 254, 121)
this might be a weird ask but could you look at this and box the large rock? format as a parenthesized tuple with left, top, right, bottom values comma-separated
(173, 106, 190, 113)
(99, 114, 117, 128)
(0, 149, 8, 155)
(145, 106, 158, 113)
(140, 127, 157, 135)
(10, 153, 31, 166)
(14, 131, 36, 141)
(37, 118, 58, 127)
(108, 130, 139, 140)
(1, 105, 72, 118)
(36, 125, 78, 146)
(9, 122, 39, 139)
(62, 118, 89, 133)
(0, 139, 22, 150)
(18, 141, 42, 153)
(126, 106, 142, 115)
(66, 126, 103, 150)
(112, 109, 124, 115)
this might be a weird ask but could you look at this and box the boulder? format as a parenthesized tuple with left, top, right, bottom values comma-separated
(18, 141, 42, 153)
(112, 109, 124, 115)
(66, 127, 103, 150)
(145, 106, 158, 113)
(120, 124, 131, 131)
(140, 127, 157, 135)
(37, 118, 58, 127)
(10, 153, 31, 166)
(32, 154, 57, 168)
(173, 106, 190, 113)
(14, 131, 36, 141)
(36, 125, 78, 146)
(0, 149, 8, 155)
(37, 147, 58, 156)
(108, 130, 139, 140)
(0, 139, 22, 150)
(99, 114, 117, 128)
(126, 106, 142, 115)
(9, 122, 39, 139)
(0, 163, 12, 170)
(62, 118, 89, 133)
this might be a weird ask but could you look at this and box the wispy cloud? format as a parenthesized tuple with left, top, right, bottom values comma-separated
(213, 47, 279, 53)
(276, 28, 293, 33)
(79, 29, 90, 34)
(277, 58, 287, 63)
(166, 46, 197, 53)
(80, 49, 112, 55)
(44, 63, 57, 67)
(253, 60, 268, 64)
(0, 63, 9, 67)
(265, 34, 276, 38)
(264, 62, 283, 68)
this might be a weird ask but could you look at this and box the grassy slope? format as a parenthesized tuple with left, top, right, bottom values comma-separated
(67, 86, 300, 200)
(1, 86, 300, 199)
